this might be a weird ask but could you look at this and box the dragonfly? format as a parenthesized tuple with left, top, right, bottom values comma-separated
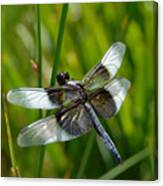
(7, 42, 131, 163)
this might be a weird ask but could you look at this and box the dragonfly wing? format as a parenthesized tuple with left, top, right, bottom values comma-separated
(82, 42, 126, 91)
(101, 42, 126, 80)
(90, 90, 117, 119)
(18, 115, 74, 147)
(7, 87, 78, 110)
(18, 104, 93, 147)
(58, 104, 93, 136)
(90, 78, 131, 119)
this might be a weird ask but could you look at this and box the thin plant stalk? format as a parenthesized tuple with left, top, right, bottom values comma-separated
(36, 4, 42, 118)
(3, 95, 20, 177)
(100, 147, 150, 179)
(36, 4, 42, 88)
(35, 4, 44, 178)
(35, 146, 45, 177)
(50, 4, 69, 86)
(35, 4, 69, 177)
(76, 132, 95, 178)
(36, 5, 42, 88)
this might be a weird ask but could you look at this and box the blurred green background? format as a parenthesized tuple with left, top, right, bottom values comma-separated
(1, 1, 157, 180)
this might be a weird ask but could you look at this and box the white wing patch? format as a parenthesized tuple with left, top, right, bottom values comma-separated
(101, 42, 126, 79)
(104, 78, 131, 112)
(7, 88, 58, 109)
(17, 115, 76, 147)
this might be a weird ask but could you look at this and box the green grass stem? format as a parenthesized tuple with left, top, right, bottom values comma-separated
(3, 95, 20, 177)
(50, 4, 69, 86)
(36, 4, 42, 88)
(35, 4, 44, 177)
(100, 147, 150, 179)
(35, 145, 45, 177)
(35, 4, 69, 177)
(76, 132, 95, 178)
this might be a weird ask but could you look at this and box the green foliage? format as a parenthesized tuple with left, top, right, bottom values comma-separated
(35, 3, 69, 178)
(2, 95, 20, 177)
(1, 2, 157, 180)
(100, 147, 150, 180)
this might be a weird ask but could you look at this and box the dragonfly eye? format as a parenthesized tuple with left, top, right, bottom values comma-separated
(57, 72, 70, 85)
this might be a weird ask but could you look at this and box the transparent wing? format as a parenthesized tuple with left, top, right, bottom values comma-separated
(104, 77, 131, 112)
(17, 104, 93, 147)
(82, 42, 126, 91)
(101, 42, 126, 79)
(90, 78, 131, 119)
(7, 87, 78, 110)
(17, 115, 75, 147)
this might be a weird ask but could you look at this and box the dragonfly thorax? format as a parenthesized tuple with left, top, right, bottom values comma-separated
(67, 80, 88, 103)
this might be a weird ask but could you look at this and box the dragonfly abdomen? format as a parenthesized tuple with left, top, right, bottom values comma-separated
(84, 102, 122, 163)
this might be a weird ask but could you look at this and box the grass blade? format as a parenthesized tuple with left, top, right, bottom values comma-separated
(36, 4, 42, 120)
(35, 146, 45, 177)
(35, 4, 69, 177)
(36, 4, 42, 88)
(100, 148, 150, 180)
(35, 4, 44, 178)
(3, 95, 20, 177)
(76, 132, 95, 178)
(50, 3, 69, 86)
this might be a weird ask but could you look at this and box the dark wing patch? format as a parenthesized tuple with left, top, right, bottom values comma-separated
(82, 62, 110, 91)
(58, 104, 93, 136)
(45, 88, 64, 105)
(90, 78, 131, 119)
(82, 42, 126, 91)
(90, 90, 116, 119)
(104, 78, 131, 112)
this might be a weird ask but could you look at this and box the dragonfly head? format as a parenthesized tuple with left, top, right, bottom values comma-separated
(57, 72, 70, 85)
